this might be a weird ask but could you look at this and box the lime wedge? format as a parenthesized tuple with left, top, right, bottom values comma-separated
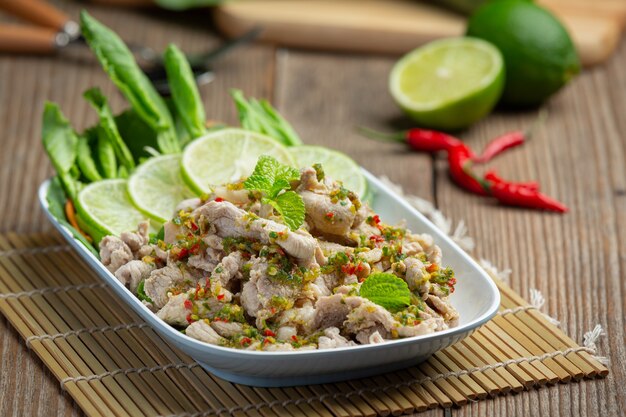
(181, 128, 295, 194)
(289, 146, 368, 198)
(76, 179, 148, 243)
(128, 154, 195, 223)
(389, 37, 504, 130)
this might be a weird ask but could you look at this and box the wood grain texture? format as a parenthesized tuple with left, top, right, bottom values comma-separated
(0, 0, 623, 416)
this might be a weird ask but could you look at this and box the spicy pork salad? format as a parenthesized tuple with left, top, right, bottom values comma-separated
(41, 13, 459, 352)
(101, 157, 458, 351)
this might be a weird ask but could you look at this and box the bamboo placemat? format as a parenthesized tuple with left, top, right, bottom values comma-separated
(0, 232, 608, 417)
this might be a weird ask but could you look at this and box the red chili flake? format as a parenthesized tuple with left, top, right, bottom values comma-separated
(270, 307, 277, 314)
(185, 314, 194, 324)
(240, 337, 252, 346)
(189, 243, 200, 254)
(291, 335, 298, 342)
(372, 215, 381, 224)
(325, 212, 335, 219)
(194, 283, 201, 299)
(276, 248, 285, 256)
(264, 329, 276, 337)
(341, 263, 357, 275)
(204, 277, 211, 289)
(215, 197, 224, 202)
(183, 299, 193, 310)
(263, 338, 272, 345)
(178, 248, 189, 260)
(426, 264, 439, 273)
(217, 293, 225, 301)
(356, 263, 365, 273)
(190, 222, 199, 231)
(369, 235, 384, 243)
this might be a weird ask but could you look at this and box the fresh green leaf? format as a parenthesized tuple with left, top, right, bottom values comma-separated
(244, 156, 304, 230)
(97, 128, 117, 178)
(76, 135, 102, 182)
(42, 102, 80, 200)
(84, 87, 136, 173)
(230, 89, 303, 147)
(136, 279, 153, 303)
(155, 0, 221, 11)
(79, 11, 180, 154)
(47, 176, 99, 257)
(115, 108, 159, 160)
(164, 44, 207, 140)
(267, 191, 305, 232)
(360, 273, 411, 313)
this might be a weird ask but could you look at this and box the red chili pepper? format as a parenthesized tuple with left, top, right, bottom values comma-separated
(178, 248, 189, 260)
(473, 131, 526, 163)
(358, 126, 462, 152)
(291, 335, 298, 342)
(185, 313, 194, 324)
(369, 235, 384, 243)
(264, 329, 276, 337)
(240, 337, 252, 346)
(484, 179, 568, 213)
(183, 299, 193, 310)
(217, 293, 225, 301)
(214, 197, 224, 202)
(447, 143, 487, 196)
(485, 170, 539, 191)
(190, 222, 199, 231)
(426, 264, 438, 273)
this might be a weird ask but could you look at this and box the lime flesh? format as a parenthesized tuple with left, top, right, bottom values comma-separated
(389, 37, 504, 130)
(289, 146, 367, 198)
(76, 179, 148, 242)
(128, 154, 195, 223)
(181, 128, 295, 194)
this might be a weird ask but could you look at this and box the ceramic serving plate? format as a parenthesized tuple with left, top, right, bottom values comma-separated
(38, 169, 500, 387)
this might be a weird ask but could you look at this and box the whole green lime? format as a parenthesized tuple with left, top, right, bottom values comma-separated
(467, 0, 580, 106)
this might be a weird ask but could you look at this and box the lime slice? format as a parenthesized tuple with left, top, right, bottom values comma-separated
(182, 128, 295, 194)
(389, 37, 504, 130)
(76, 179, 148, 243)
(128, 154, 195, 223)
(289, 146, 368, 198)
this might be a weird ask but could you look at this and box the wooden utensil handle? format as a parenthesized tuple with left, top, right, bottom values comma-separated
(0, 0, 70, 31)
(0, 24, 58, 54)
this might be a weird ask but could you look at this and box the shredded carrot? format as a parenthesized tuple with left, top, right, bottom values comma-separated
(64, 200, 93, 243)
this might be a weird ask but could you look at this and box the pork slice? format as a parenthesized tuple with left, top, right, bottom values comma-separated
(100, 236, 133, 273)
(114, 260, 155, 293)
(297, 167, 328, 193)
(210, 321, 243, 338)
(355, 325, 390, 344)
(156, 292, 223, 326)
(120, 221, 150, 253)
(263, 343, 294, 352)
(163, 221, 183, 245)
(175, 198, 202, 214)
(404, 257, 428, 291)
(359, 248, 383, 264)
(426, 294, 459, 325)
(186, 320, 226, 345)
(396, 319, 441, 337)
(299, 190, 356, 237)
(277, 302, 316, 334)
(187, 253, 216, 273)
(344, 299, 395, 337)
(136, 244, 168, 262)
(317, 327, 355, 349)
(212, 251, 243, 287)
(276, 326, 297, 341)
(240, 257, 299, 318)
(311, 294, 357, 330)
(144, 265, 195, 308)
(194, 201, 318, 266)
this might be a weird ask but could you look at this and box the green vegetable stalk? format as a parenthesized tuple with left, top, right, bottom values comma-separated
(164, 44, 208, 140)
(231, 89, 303, 147)
(80, 11, 180, 154)
(41, 102, 80, 200)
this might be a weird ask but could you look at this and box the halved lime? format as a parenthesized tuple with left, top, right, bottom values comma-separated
(389, 37, 504, 130)
(128, 154, 195, 223)
(181, 128, 295, 194)
(76, 179, 148, 243)
(289, 146, 368, 198)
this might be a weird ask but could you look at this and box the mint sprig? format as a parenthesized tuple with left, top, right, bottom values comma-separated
(244, 156, 305, 231)
(360, 273, 411, 312)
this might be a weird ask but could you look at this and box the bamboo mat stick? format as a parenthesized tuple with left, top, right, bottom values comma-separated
(12, 235, 180, 416)
(426, 356, 479, 400)
(468, 332, 525, 392)
(432, 352, 487, 399)
(379, 372, 425, 412)
(446, 344, 502, 395)
(346, 379, 398, 416)
(404, 368, 452, 408)
(369, 374, 415, 413)
(317, 383, 377, 417)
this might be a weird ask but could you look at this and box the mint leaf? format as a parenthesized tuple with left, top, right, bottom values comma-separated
(268, 191, 305, 231)
(360, 273, 411, 312)
(244, 156, 305, 230)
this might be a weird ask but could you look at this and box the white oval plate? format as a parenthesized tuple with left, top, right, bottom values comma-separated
(38, 170, 500, 387)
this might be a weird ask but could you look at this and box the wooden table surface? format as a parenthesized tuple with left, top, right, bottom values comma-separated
(0, 1, 623, 416)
